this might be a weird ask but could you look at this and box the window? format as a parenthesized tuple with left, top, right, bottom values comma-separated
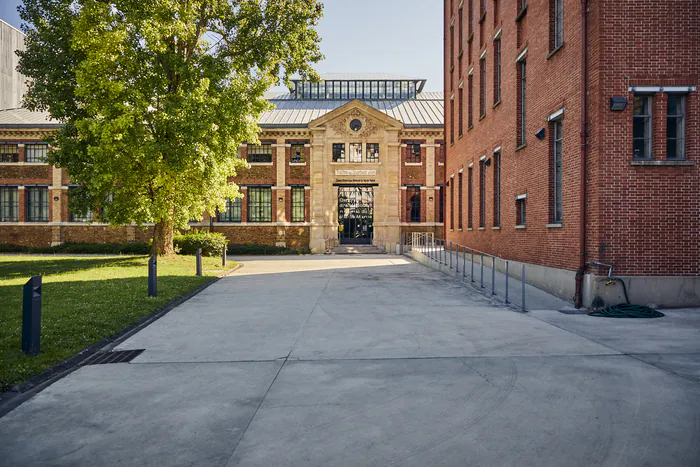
(551, 0, 564, 50)
(69, 187, 93, 222)
(494, 38, 501, 104)
(450, 98, 455, 144)
(349, 143, 362, 163)
(0, 143, 19, 163)
(450, 178, 455, 230)
(494, 0, 500, 26)
(26, 186, 49, 222)
(468, 0, 474, 37)
(468, 74, 474, 128)
(517, 59, 527, 147)
(479, 0, 485, 47)
(633, 95, 652, 159)
(458, 87, 464, 137)
(458, 7, 463, 56)
(332, 143, 346, 162)
(493, 152, 501, 227)
(291, 186, 305, 222)
(247, 187, 272, 222)
(458, 172, 463, 229)
(25, 143, 48, 163)
(468, 167, 474, 228)
(667, 94, 686, 159)
(290, 143, 306, 163)
(366, 143, 380, 162)
(479, 161, 486, 227)
(406, 186, 421, 223)
(247, 143, 273, 163)
(450, 25, 455, 71)
(218, 197, 242, 222)
(552, 119, 563, 223)
(479, 57, 486, 118)
(438, 185, 445, 223)
(406, 143, 421, 163)
(516, 196, 527, 227)
(0, 186, 18, 222)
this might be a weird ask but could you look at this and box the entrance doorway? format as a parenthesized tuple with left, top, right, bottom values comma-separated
(338, 186, 374, 244)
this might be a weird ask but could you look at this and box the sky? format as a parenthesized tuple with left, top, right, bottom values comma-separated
(0, 0, 444, 92)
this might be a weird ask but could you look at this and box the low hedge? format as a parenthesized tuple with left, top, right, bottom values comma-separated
(225, 243, 310, 256)
(0, 242, 150, 255)
(173, 231, 228, 257)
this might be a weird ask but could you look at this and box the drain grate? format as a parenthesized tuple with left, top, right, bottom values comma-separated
(86, 349, 145, 365)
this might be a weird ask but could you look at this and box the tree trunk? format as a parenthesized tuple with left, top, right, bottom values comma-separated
(153, 219, 175, 256)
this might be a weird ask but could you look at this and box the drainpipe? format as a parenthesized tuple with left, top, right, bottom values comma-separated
(574, 0, 589, 308)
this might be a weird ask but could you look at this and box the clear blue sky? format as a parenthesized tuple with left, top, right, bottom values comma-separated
(1, 0, 444, 92)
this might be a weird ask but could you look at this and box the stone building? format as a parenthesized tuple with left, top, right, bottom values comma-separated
(0, 19, 27, 110)
(443, 0, 699, 307)
(0, 74, 444, 253)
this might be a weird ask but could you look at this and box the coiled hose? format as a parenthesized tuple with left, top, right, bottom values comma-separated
(588, 278, 664, 318)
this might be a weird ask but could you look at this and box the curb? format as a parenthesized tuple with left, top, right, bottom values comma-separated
(0, 263, 242, 419)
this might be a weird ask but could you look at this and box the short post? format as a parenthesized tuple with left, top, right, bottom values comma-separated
(505, 261, 509, 303)
(521, 264, 526, 311)
(480, 253, 484, 288)
(196, 248, 203, 277)
(462, 247, 466, 281)
(222, 244, 227, 267)
(492, 256, 496, 295)
(471, 250, 475, 282)
(439, 241, 443, 265)
(148, 255, 157, 297)
(455, 245, 460, 273)
(22, 276, 42, 356)
(449, 242, 453, 269)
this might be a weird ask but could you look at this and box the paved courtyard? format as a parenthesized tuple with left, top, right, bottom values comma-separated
(1, 255, 699, 466)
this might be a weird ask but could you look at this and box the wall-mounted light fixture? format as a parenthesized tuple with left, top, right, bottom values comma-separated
(610, 96, 628, 111)
(429, 197, 433, 201)
(278, 197, 283, 202)
(535, 128, 546, 140)
(484, 158, 492, 167)
(53, 196, 59, 201)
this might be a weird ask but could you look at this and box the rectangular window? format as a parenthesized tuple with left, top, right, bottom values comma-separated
(493, 152, 501, 227)
(468, 74, 474, 128)
(468, 167, 474, 228)
(291, 187, 305, 222)
(332, 143, 346, 162)
(0, 143, 19, 163)
(406, 143, 422, 163)
(468, 0, 474, 36)
(479, 0, 485, 48)
(341, 81, 349, 99)
(494, 38, 501, 104)
(450, 98, 455, 144)
(366, 143, 380, 162)
(450, 25, 455, 70)
(349, 143, 362, 163)
(479, 57, 486, 118)
(450, 179, 455, 230)
(218, 197, 242, 222)
(494, 0, 500, 25)
(458, 172, 463, 229)
(69, 187, 93, 222)
(247, 143, 273, 163)
(667, 94, 686, 160)
(438, 185, 445, 223)
(247, 187, 272, 222)
(517, 60, 527, 146)
(458, 7, 463, 55)
(633, 95, 652, 159)
(26, 186, 49, 222)
(516, 197, 527, 226)
(551, 0, 564, 50)
(0, 186, 19, 222)
(290, 143, 306, 163)
(25, 144, 48, 163)
(552, 119, 563, 223)
(406, 186, 421, 223)
(479, 161, 486, 227)
(458, 87, 464, 137)
(333, 81, 341, 98)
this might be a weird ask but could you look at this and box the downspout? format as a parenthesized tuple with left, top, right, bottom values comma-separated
(574, 0, 589, 308)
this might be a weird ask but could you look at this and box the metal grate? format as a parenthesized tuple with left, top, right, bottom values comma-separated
(86, 349, 145, 365)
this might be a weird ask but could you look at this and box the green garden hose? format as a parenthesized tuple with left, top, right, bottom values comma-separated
(588, 303, 664, 318)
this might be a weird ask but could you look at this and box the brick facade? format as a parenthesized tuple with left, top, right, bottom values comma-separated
(444, 0, 699, 303)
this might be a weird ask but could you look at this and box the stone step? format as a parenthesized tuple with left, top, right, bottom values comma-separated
(326, 245, 386, 255)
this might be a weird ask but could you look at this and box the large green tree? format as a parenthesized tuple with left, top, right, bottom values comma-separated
(17, 0, 323, 254)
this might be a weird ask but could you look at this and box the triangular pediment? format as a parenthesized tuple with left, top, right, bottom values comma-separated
(309, 100, 403, 136)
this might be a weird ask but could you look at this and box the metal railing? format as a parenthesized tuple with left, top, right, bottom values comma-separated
(324, 237, 339, 252)
(407, 232, 528, 311)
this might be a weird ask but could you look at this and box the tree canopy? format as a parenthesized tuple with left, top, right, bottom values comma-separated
(17, 0, 324, 254)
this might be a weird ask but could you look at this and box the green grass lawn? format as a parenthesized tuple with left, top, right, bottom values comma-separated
(0, 254, 230, 393)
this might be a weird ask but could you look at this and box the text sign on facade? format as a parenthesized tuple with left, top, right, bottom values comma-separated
(334, 169, 377, 176)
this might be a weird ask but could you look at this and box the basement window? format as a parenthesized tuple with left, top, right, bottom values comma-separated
(516, 194, 527, 227)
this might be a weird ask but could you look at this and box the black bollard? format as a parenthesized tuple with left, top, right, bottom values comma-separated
(148, 255, 157, 297)
(196, 248, 203, 276)
(222, 244, 227, 267)
(22, 276, 42, 356)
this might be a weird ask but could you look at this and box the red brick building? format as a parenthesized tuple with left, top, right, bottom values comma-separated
(443, 0, 699, 307)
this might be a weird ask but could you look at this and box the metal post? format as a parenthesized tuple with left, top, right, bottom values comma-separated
(521, 264, 526, 311)
(196, 248, 203, 276)
(492, 256, 496, 295)
(462, 247, 466, 281)
(505, 261, 509, 303)
(148, 255, 157, 297)
(222, 244, 227, 267)
(471, 250, 475, 282)
(449, 242, 453, 269)
(480, 253, 484, 288)
(22, 276, 42, 356)
(455, 245, 460, 273)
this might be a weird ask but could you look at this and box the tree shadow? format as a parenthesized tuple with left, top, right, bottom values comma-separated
(0, 256, 146, 280)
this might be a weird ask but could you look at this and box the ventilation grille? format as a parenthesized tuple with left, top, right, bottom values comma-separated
(86, 349, 145, 365)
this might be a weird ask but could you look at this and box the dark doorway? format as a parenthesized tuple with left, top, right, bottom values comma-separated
(338, 186, 374, 244)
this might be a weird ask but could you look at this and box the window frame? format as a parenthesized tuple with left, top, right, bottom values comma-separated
(0, 186, 19, 222)
(0, 143, 19, 163)
(332, 143, 346, 162)
(494, 37, 501, 104)
(468, 167, 474, 228)
(479, 57, 487, 118)
(290, 142, 306, 163)
(26, 186, 49, 222)
(406, 143, 422, 163)
(493, 152, 501, 227)
(247, 187, 272, 223)
(247, 143, 273, 163)
(406, 186, 421, 223)
(349, 142, 363, 163)
(516, 197, 527, 227)
(479, 160, 486, 228)
(68, 187, 93, 222)
(291, 186, 305, 223)
(450, 178, 455, 230)
(666, 93, 686, 160)
(632, 94, 652, 160)
(366, 143, 380, 162)
(517, 59, 527, 147)
(458, 172, 463, 229)
(25, 143, 48, 163)
(218, 197, 242, 222)
(552, 118, 563, 223)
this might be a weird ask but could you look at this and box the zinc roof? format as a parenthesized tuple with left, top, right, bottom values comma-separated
(0, 108, 59, 128)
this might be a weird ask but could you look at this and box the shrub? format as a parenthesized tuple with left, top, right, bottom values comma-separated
(225, 243, 310, 256)
(173, 231, 228, 257)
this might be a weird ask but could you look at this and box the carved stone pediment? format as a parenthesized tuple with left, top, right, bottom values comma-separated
(328, 109, 380, 138)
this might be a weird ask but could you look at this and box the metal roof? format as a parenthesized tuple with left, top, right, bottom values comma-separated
(0, 108, 59, 128)
(259, 93, 444, 128)
(313, 73, 423, 81)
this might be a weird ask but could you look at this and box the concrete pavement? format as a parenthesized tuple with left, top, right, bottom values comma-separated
(0, 255, 698, 466)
